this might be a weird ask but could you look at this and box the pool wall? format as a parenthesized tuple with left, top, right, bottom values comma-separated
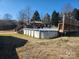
(23, 28, 58, 39)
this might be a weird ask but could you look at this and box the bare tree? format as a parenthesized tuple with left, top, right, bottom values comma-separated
(42, 13, 51, 27)
(3, 13, 12, 20)
(16, 7, 32, 31)
(18, 7, 32, 21)
(62, 3, 73, 13)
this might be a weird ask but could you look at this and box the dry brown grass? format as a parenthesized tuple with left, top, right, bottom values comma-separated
(16, 36, 79, 59)
(0, 32, 79, 59)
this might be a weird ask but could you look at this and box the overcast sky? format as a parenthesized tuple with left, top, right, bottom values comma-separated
(0, 0, 79, 19)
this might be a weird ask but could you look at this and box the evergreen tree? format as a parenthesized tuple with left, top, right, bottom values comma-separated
(51, 11, 60, 26)
(31, 11, 41, 21)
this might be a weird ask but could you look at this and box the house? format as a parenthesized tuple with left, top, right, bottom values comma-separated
(0, 20, 17, 30)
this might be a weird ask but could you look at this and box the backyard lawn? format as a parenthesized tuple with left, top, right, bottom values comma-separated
(0, 32, 79, 59)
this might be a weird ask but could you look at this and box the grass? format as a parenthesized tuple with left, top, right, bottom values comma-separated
(0, 33, 79, 59)
(0, 35, 27, 59)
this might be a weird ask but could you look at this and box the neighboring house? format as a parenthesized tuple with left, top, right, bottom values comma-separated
(0, 20, 17, 30)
